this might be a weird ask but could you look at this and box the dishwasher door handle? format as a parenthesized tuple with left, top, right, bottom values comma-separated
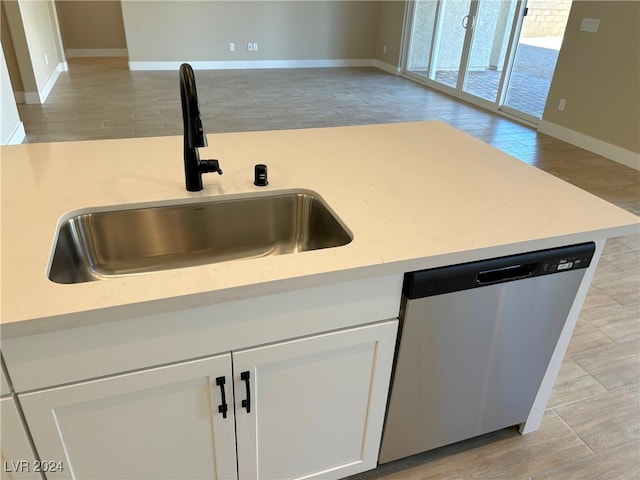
(476, 263, 537, 285)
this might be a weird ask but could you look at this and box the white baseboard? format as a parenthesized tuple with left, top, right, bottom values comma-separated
(13, 91, 26, 104)
(373, 60, 401, 75)
(24, 92, 41, 104)
(38, 64, 61, 103)
(66, 48, 128, 58)
(538, 120, 640, 171)
(129, 57, 402, 75)
(129, 58, 379, 71)
(6, 121, 26, 145)
(22, 62, 65, 104)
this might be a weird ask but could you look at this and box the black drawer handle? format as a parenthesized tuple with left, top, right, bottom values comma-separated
(241, 371, 251, 413)
(215, 376, 228, 419)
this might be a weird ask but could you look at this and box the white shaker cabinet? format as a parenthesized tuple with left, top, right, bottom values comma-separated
(17, 320, 397, 480)
(1, 397, 42, 480)
(234, 320, 396, 480)
(18, 354, 238, 480)
(2, 359, 41, 480)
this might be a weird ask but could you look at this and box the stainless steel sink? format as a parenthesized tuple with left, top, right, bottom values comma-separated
(48, 191, 352, 284)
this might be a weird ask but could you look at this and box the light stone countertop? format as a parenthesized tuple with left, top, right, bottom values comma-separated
(2, 121, 638, 337)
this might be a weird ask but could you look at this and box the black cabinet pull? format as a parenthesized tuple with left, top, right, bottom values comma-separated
(241, 371, 251, 413)
(215, 376, 228, 419)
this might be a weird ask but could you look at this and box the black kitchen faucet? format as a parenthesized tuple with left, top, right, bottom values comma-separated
(179, 63, 222, 191)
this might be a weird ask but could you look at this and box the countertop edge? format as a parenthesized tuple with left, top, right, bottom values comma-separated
(3, 225, 636, 340)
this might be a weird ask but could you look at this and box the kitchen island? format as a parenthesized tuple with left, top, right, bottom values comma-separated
(1, 121, 638, 479)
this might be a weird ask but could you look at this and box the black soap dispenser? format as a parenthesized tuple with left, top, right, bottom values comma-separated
(254, 164, 268, 186)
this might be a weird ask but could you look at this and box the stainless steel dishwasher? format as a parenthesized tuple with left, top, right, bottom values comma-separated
(379, 242, 595, 464)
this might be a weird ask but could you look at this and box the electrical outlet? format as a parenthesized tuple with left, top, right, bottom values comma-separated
(558, 98, 566, 111)
(580, 18, 600, 33)
(229, 43, 235, 52)
(248, 43, 253, 52)
(252, 43, 258, 52)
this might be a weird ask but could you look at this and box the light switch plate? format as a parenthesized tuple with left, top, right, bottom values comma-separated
(558, 99, 566, 111)
(580, 18, 600, 33)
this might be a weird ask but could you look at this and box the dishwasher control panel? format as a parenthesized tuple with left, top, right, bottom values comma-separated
(405, 242, 596, 299)
(541, 249, 594, 273)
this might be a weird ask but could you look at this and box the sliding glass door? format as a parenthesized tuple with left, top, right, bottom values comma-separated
(404, 0, 526, 112)
(461, 0, 519, 104)
(405, 0, 474, 92)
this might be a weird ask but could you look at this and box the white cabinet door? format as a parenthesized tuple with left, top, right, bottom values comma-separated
(19, 354, 237, 480)
(1, 397, 41, 480)
(233, 320, 397, 480)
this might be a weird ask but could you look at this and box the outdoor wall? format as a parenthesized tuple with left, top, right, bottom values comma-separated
(55, 0, 127, 54)
(121, 1, 380, 65)
(521, 0, 572, 38)
(542, 1, 639, 158)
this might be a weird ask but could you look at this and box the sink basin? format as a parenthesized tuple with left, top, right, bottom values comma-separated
(48, 191, 352, 284)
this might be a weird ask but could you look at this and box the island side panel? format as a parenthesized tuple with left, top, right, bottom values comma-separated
(521, 239, 605, 433)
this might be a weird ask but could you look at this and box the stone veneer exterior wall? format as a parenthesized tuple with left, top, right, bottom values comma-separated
(521, 0, 572, 38)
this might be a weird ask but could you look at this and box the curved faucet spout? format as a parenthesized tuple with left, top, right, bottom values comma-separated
(179, 63, 222, 191)
(180, 64, 206, 149)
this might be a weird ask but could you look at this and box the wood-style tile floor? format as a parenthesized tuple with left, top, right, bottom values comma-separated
(18, 58, 640, 479)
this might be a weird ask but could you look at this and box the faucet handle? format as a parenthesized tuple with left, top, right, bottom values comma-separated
(200, 159, 223, 175)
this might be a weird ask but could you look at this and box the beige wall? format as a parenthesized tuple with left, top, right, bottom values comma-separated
(543, 1, 639, 154)
(376, 1, 406, 67)
(121, 1, 380, 62)
(0, 46, 22, 143)
(1, 1, 24, 92)
(3, 0, 62, 96)
(3, 0, 37, 93)
(55, 0, 127, 50)
(16, 0, 61, 89)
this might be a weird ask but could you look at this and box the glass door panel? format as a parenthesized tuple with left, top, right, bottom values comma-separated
(430, 0, 473, 89)
(462, 0, 519, 103)
(405, 0, 439, 79)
